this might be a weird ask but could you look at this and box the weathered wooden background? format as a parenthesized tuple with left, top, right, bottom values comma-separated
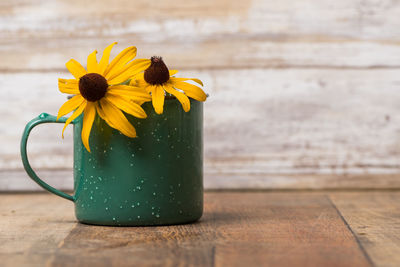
(1, 0, 400, 190)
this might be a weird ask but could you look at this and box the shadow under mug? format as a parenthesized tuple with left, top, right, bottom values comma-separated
(20, 99, 203, 226)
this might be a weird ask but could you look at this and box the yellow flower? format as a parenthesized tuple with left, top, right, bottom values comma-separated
(130, 56, 207, 114)
(57, 42, 152, 152)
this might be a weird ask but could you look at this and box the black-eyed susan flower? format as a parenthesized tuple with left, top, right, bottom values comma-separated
(57, 42, 152, 152)
(130, 56, 207, 114)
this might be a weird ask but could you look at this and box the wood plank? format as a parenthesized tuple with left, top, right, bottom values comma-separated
(2, 68, 400, 189)
(48, 222, 215, 267)
(204, 173, 400, 190)
(11, 192, 366, 266)
(2, 0, 400, 190)
(330, 192, 400, 267)
(4, 171, 400, 191)
(0, 194, 75, 266)
(2, 39, 400, 71)
(0, 170, 72, 191)
(2, 0, 400, 41)
(210, 192, 370, 267)
(1, 0, 400, 70)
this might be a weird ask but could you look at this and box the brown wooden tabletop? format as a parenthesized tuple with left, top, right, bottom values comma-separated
(1, 191, 399, 267)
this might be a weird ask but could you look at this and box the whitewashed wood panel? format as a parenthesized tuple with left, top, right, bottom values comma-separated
(1, 68, 400, 189)
(1, 0, 400, 190)
(1, 0, 400, 70)
(2, 40, 400, 71)
(2, 0, 399, 40)
(2, 171, 400, 191)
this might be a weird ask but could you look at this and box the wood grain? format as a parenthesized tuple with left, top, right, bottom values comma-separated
(1, 0, 400, 70)
(2, 38, 400, 71)
(2, 68, 400, 189)
(1, 0, 400, 189)
(0, 192, 372, 267)
(4, 171, 400, 191)
(0, 194, 75, 266)
(209, 192, 370, 267)
(330, 192, 400, 267)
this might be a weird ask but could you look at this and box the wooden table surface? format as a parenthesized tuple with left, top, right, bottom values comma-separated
(1, 191, 399, 267)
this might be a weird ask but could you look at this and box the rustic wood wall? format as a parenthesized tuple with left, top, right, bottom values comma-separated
(1, 0, 400, 190)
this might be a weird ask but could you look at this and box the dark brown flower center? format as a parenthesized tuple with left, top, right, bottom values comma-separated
(79, 73, 108, 102)
(144, 56, 170, 85)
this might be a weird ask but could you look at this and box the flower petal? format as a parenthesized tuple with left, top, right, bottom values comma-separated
(59, 78, 78, 84)
(57, 95, 85, 120)
(129, 73, 149, 89)
(98, 42, 117, 75)
(105, 93, 147, 119)
(191, 78, 203, 86)
(61, 101, 86, 138)
(108, 85, 151, 102)
(152, 85, 165, 114)
(170, 77, 203, 86)
(96, 102, 115, 128)
(130, 72, 144, 82)
(81, 102, 96, 152)
(100, 98, 137, 137)
(104, 46, 137, 78)
(164, 84, 190, 112)
(173, 81, 207, 101)
(66, 59, 87, 79)
(107, 59, 151, 85)
(87, 50, 98, 73)
(169, 70, 178, 76)
(58, 78, 79, 94)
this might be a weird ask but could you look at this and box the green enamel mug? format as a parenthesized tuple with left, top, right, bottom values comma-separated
(20, 99, 203, 226)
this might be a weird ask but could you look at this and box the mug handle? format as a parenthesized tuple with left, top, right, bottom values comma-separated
(20, 112, 75, 202)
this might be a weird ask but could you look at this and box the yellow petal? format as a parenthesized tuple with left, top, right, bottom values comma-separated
(152, 85, 165, 114)
(61, 101, 87, 138)
(105, 93, 147, 119)
(135, 100, 147, 106)
(104, 46, 137, 78)
(57, 95, 85, 120)
(144, 85, 152, 94)
(128, 79, 138, 87)
(169, 70, 178, 76)
(100, 98, 137, 137)
(87, 50, 98, 73)
(96, 102, 115, 128)
(108, 85, 151, 102)
(129, 74, 149, 89)
(164, 84, 190, 112)
(173, 81, 207, 101)
(58, 78, 79, 94)
(81, 102, 96, 152)
(98, 42, 117, 75)
(191, 78, 203, 86)
(131, 72, 144, 81)
(59, 78, 78, 84)
(107, 59, 151, 85)
(170, 77, 203, 86)
(66, 59, 87, 79)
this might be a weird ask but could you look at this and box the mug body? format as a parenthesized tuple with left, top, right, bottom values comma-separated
(73, 99, 203, 226)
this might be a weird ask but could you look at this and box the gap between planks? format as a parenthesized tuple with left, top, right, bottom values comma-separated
(327, 196, 374, 266)
(2, 65, 400, 73)
(3, 170, 400, 191)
